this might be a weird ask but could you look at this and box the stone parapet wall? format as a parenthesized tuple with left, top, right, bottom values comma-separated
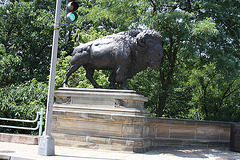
(145, 118, 230, 147)
(52, 88, 231, 152)
(52, 110, 230, 152)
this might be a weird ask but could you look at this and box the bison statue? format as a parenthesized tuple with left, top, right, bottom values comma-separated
(63, 28, 163, 90)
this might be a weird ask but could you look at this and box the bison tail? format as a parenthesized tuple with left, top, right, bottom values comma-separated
(74, 34, 81, 45)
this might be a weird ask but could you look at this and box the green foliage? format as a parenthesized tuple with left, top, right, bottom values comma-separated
(0, 0, 239, 128)
(186, 63, 240, 121)
(0, 44, 6, 54)
(192, 18, 219, 39)
(0, 0, 54, 83)
(0, 79, 48, 134)
(134, 0, 240, 120)
(128, 68, 160, 116)
(75, 27, 110, 44)
(56, 0, 240, 122)
(75, 0, 143, 32)
(0, 54, 23, 86)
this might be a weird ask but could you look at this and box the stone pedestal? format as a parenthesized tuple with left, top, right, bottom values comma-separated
(52, 88, 151, 152)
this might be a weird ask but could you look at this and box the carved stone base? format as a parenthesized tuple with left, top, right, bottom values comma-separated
(54, 88, 150, 117)
(52, 88, 151, 152)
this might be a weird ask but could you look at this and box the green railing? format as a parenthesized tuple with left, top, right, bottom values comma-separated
(0, 108, 44, 136)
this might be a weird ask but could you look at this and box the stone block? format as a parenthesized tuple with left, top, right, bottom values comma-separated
(156, 123, 170, 138)
(152, 138, 183, 147)
(170, 124, 196, 139)
(110, 139, 127, 146)
(99, 123, 123, 137)
(0, 133, 38, 145)
(220, 128, 230, 141)
(182, 140, 209, 147)
(147, 125, 156, 137)
(196, 125, 221, 140)
(87, 136, 110, 144)
(206, 128, 220, 140)
(124, 124, 143, 138)
(196, 128, 208, 140)
(142, 125, 150, 137)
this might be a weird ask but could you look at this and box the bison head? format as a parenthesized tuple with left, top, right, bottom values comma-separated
(135, 29, 163, 70)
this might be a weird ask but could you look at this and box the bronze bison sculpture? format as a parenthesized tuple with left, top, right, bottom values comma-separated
(63, 28, 163, 90)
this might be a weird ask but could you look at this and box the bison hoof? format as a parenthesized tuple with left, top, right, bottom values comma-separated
(109, 85, 116, 89)
(122, 86, 129, 90)
(63, 83, 68, 88)
(94, 85, 102, 89)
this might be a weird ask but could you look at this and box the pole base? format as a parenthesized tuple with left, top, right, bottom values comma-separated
(38, 135, 55, 156)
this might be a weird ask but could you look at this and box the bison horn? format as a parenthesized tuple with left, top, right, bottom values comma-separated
(137, 38, 145, 47)
(136, 31, 146, 47)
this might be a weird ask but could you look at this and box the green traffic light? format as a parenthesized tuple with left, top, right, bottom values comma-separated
(66, 12, 78, 23)
(70, 13, 76, 21)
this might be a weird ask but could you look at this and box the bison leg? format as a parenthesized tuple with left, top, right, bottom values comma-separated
(85, 66, 102, 88)
(63, 51, 91, 87)
(120, 82, 129, 90)
(115, 66, 129, 90)
(63, 64, 81, 87)
(108, 72, 116, 89)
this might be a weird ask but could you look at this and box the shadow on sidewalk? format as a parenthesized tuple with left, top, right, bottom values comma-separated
(144, 146, 240, 159)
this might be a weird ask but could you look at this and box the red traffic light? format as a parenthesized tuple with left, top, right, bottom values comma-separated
(67, 1, 79, 11)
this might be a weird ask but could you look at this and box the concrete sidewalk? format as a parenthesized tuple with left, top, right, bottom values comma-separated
(0, 142, 240, 160)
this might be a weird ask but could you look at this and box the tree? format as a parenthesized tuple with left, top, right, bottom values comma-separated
(75, 0, 144, 32)
(1, 0, 239, 122)
(59, 0, 240, 120)
(0, 0, 54, 85)
(130, 0, 240, 119)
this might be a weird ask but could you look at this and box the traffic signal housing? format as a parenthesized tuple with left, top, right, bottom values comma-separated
(66, 0, 79, 23)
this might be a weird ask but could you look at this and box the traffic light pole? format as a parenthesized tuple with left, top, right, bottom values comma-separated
(38, 0, 61, 156)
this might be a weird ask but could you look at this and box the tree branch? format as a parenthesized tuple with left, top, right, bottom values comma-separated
(149, 0, 157, 13)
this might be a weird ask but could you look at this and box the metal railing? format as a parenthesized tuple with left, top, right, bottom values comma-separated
(0, 108, 44, 136)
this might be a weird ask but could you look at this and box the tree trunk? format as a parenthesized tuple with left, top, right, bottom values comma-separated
(156, 37, 177, 117)
(157, 91, 167, 117)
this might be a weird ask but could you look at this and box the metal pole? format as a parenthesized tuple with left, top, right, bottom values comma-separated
(38, 108, 44, 136)
(38, 0, 61, 156)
